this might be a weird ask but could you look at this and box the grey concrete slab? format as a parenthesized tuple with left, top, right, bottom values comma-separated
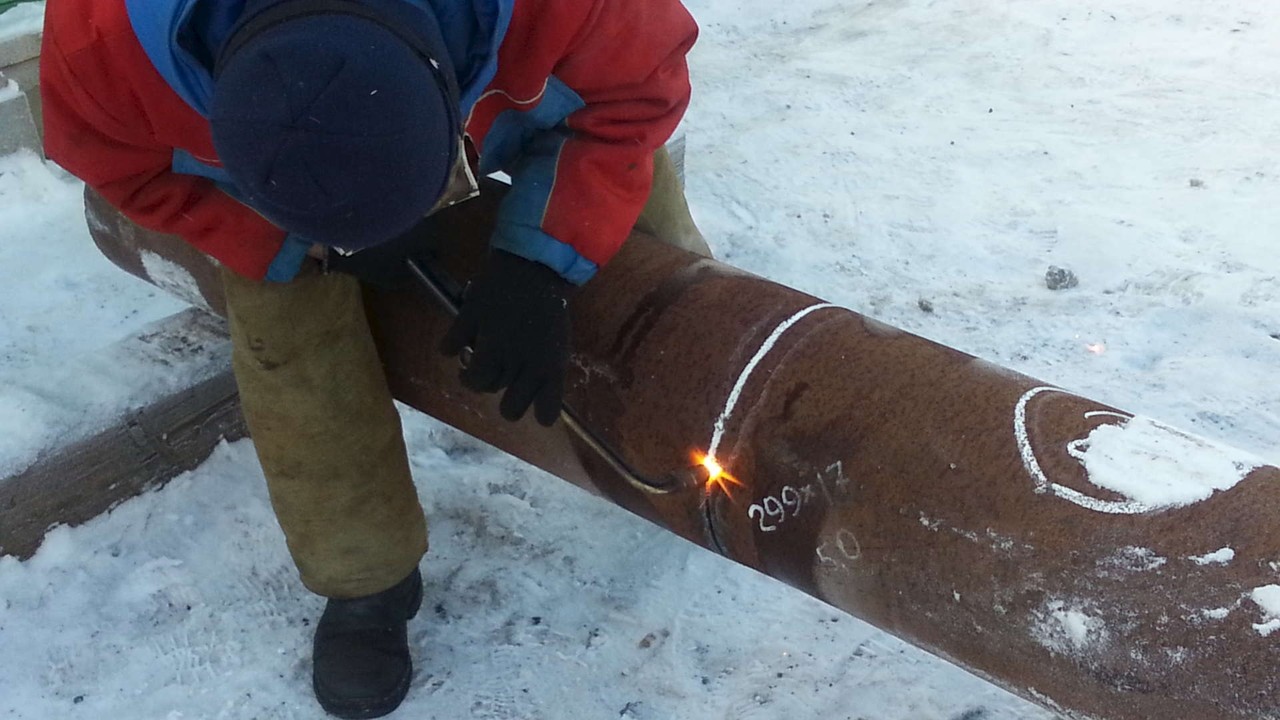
(0, 26, 41, 154)
(0, 28, 39, 69)
(0, 83, 39, 156)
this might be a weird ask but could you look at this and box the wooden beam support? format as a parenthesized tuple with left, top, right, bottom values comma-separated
(0, 312, 246, 559)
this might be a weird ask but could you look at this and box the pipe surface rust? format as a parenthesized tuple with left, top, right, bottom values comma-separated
(86, 183, 1279, 720)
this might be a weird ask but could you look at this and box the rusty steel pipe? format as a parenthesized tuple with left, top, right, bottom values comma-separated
(403, 255, 693, 497)
(85, 184, 1280, 720)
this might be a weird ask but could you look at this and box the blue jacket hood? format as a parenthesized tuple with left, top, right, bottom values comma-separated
(125, 0, 513, 119)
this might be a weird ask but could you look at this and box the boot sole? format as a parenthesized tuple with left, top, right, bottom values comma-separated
(315, 665, 413, 720)
(314, 577, 425, 719)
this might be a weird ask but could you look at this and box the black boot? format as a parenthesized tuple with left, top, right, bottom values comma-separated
(312, 568, 423, 719)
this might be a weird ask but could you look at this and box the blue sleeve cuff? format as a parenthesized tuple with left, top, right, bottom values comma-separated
(491, 223, 598, 285)
(264, 235, 313, 283)
(491, 128, 598, 285)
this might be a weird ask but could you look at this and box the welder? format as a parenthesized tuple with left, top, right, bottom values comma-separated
(41, 0, 709, 715)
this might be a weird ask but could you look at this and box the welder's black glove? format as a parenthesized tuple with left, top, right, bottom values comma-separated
(440, 250, 575, 426)
(323, 220, 438, 290)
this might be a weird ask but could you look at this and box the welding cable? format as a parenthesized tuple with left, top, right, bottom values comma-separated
(405, 257, 693, 496)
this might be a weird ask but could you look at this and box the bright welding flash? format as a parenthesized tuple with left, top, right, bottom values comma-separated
(702, 455, 724, 479)
(694, 451, 741, 498)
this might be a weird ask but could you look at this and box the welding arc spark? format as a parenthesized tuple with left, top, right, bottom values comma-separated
(696, 452, 742, 499)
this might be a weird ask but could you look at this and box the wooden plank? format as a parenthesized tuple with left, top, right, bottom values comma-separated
(0, 370, 247, 559)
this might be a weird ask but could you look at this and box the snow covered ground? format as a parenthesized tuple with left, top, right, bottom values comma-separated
(2, 0, 1277, 718)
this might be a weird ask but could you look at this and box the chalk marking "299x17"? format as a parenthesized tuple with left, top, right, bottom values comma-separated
(747, 461, 850, 533)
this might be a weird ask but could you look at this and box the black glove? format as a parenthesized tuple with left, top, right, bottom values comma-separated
(440, 250, 575, 426)
(323, 219, 438, 290)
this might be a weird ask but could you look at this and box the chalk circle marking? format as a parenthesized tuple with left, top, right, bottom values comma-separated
(1014, 386, 1152, 515)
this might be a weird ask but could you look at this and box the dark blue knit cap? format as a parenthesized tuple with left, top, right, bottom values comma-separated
(210, 0, 459, 249)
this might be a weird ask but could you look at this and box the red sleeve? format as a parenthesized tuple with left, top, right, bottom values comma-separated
(543, 0, 698, 268)
(40, 31, 286, 280)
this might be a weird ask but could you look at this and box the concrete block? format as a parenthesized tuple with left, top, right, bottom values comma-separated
(0, 22, 42, 155)
(3, 51, 35, 88)
(0, 79, 40, 156)
(0, 25, 39, 69)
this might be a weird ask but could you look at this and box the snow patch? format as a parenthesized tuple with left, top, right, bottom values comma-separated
(1034, 600, 1107, 654)
(1190, 547, 1236, 566)
(25, 525, 78, 571)
(1073, 416, 1263, 510)
(1202, 607, 1232, 621)
(0, 2, 43, 43)
(1102, 546, 1167, 572)
(1250, 586, 1280, 637)
(0, 78, 19, 103)
(140, 250, 213, 313)
(0, 310, 227, 477)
